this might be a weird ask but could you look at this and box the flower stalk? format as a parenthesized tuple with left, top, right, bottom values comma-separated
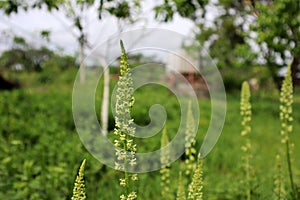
(114, 40, 138, 200)
(274, 154, 286, 200)
(184, 101, 197, 178)
(187, 154, 203, 200)
(177, 171, 186, 200)
(279, 62, 296, 199)
(240, 81, 253, 200)
(71, 159, 86, 200)
(160, 125, 172, 199)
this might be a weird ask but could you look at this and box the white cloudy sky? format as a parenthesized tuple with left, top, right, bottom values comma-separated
(0, 1, 196, 55)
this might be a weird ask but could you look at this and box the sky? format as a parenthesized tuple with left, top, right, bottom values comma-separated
(0, 1, 195, 55)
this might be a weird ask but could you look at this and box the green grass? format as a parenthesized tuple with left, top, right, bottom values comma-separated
(0, 70, 300, 199)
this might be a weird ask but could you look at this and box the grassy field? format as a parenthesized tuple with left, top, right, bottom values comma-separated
(0, 69, 300, 199)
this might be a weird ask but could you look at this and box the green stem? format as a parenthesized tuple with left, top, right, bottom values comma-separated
(124, 132, 129, 196)
(286, 141, 296, 199)
(125, 171, 129, 196)
(246, 155, 251, 200)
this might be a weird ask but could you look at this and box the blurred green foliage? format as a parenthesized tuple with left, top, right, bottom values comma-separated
(0, 68, 300, 199)
(0, 37, 76, 73)
(253, 0, 300, 86)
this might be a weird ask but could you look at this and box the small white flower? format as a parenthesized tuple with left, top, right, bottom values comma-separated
(129, 158, 137, 166)
(119, 178, 126, 187)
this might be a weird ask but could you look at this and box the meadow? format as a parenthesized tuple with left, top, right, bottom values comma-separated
(0, 66, 300, 199)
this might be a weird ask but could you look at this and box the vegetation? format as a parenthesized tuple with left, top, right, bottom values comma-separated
(0, 66, 300, 199)
(187, 154, 203, 200)
(114, 41, 138, 200)
(240, 81, 254, 200)
(1, 0, 300, 199)
(1, 39, 300, 199)
(278, 63, 298, 199)
(0, 37, 76, 73)
(155, 0, 300, 89)
(253, 0, 300, 86)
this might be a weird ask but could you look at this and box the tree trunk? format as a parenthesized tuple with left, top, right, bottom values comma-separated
(266, 64, 281, 90)
(80, 42, 85, 84)
(101, 65, 110, 136)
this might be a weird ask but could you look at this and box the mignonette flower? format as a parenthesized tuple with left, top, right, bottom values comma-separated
(240, 81, 251, 138)
(279, 62, 296, 198)
(114, 40, 138, 200)
(160, 126, 172, 199)
(131, 174, 138, 181)
(71, 159, 86, 200)
(177, 171, 187, 200)
(185, 101, 197, 177)
(120, 194, 126, 200)
(120, 178, 126, 187)
(127, 192, 137, 200)
(188, 154, 203, 200)
(240, 81, 254, 200)
(279, 63, 293, 144)
(274, 154, 286, 199)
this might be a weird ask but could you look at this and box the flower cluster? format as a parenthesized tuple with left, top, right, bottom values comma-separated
(71, 159, 86, 200)
(279, 64, 293, 144)
(274, 155, 286, 199)
(240, 81, 252, 155)
(114, 40, 138, 199)
(188, 154, 203, 200)
(240, 81, 251, 138)
(240, 81, 255, 199)
(120, 192, 137, 200)
(184, 101, 197, 177)
(278, 62, 297, 199)
(176, 171, 186, 200)
(160, 126, 171, 199)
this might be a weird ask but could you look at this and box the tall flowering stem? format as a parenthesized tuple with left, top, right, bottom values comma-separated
(114, 40, 138, 200)
(71, 159, 86, 200)
(160, 125, 172, 199)
(184, 101, 197, 178)
(187, 154, 203, 200)
(240, 81, 253, 200)
(176, 171, 186, 200)
(240, 82, 251, 138)
(279, 63, 296, 199)
(274, 155, 286, 200)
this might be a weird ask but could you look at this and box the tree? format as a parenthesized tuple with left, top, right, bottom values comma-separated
(52, 0, 141, 135)
(154, 0, 300, 89)
(0, 0, 62, 14)
(154, 0, 208, 22)
(197, 1, 257, 70)
(0, 37, 53, 72)
(251, 0, 300, 87)
(45, 0, 140, 83)
(0, 0, 142, 136)
(43, 0, 141, 135)
(1, 0, 141, 81)
(155, 1, 257, 69)
(0, 36, 75, 72)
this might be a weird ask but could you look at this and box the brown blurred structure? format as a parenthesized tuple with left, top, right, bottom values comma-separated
(0, 75, 20, 90)
(166, 50, 209, 97)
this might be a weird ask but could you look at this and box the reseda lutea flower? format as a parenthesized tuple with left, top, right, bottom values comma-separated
(240, 81, 251, 138)
(185, 101, 197, 177)
(71, 159, 86, 200)
(114, 40, 138, 199)
(240, 81, 254, 200)
(279, 63, 293, 144)
(160, 126, 172, 199)
(188, 154, 203, 200)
